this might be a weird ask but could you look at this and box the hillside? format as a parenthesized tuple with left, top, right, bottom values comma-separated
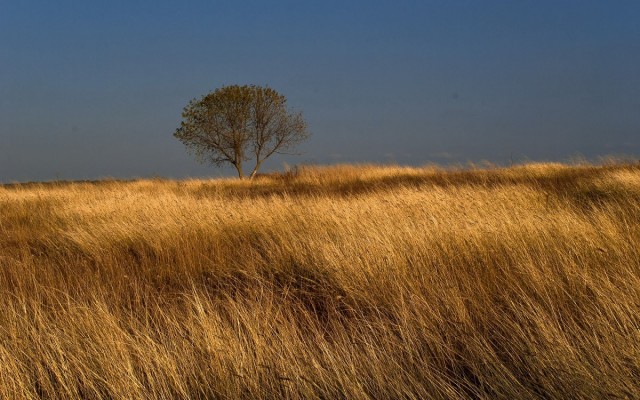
(1, 163, 639, 399)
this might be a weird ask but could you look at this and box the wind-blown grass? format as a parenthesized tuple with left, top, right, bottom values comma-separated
(1, 162, 639, 399)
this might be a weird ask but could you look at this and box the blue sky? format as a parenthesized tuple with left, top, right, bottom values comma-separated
(1, 1, 639, 181)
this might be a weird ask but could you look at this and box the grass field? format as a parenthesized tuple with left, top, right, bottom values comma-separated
(1, 162, 639, 399)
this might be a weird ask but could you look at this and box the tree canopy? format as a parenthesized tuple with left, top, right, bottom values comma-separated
(174, 85, 308, 178)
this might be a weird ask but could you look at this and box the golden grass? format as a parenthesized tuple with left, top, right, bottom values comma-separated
(0, 162, 639, 399)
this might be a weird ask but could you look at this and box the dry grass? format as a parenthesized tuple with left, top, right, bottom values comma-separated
(1, 162, 639, 399)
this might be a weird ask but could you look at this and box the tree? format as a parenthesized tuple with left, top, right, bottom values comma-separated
(174, 85, 309, 179)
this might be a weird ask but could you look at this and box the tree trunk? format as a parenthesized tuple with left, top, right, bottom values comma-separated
(235, 162, 245, 179)
(249, 160, 263, 179)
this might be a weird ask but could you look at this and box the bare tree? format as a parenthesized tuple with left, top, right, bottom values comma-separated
(174, 85, 308, 178)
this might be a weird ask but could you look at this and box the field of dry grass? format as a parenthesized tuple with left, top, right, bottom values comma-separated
(1, 162, 639, 399)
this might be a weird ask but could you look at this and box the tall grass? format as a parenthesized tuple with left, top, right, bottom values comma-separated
(0, 162, 639, 399)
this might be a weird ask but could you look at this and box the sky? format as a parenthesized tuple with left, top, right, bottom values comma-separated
(1, 0, 639, 182)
